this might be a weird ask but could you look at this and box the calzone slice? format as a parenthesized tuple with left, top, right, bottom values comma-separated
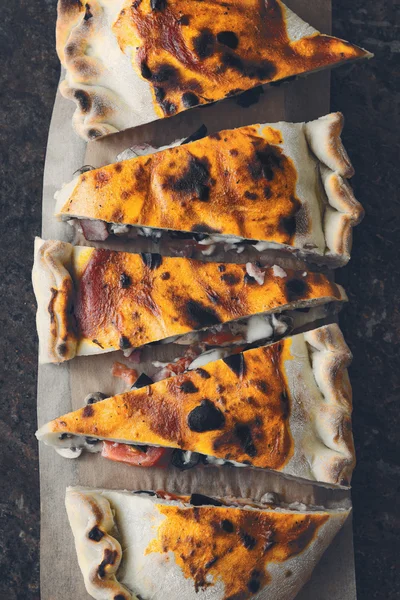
(57, 113, 364, 266)
(65, 487, 351, 600)
(36, 324, 355, 487)
(32, 238, 346, 364)
(57, 0, 371, 139)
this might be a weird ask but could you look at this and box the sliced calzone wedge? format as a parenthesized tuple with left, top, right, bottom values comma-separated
(57, 0, 371, 140)
(32, 238, 347, 364)
(36, 324, 355, 487)
(65, 487, 351, 600)
(57, 113, 364, 266)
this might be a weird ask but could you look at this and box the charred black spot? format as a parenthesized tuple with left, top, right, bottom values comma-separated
(87, 128, 102, 139)
(222, 52, 243, 71)
(84, 3, 93, 20)
(254, 62, 276, 80)
(185, 300, 221, 329)
(190, 493, 223, 507)
(241, 531, 257, 550)
(57, 343, 67, 356)
(182, 92, 200, 108)
(179, 14, 190, 25)
(153, 64, 178, 83)
(180, 380, 199, 394)
(119, 336, 131, 350)
(196, 368, 211, 379)
(235, 85, 264, 108)
(154, 87, 166, 102)
(161, 100, 177, 115)
(120, 273, 131, 288)
(234, 424, 257, 457)
(223, 353, 246, 377)
(150, 0, 166, 10)
(191, 223, 221, 234)
(244, 191, 257, 200)
(286, 278, 308, 301)
(221, 519, 234, 533)
(98, 549, 117, 578)
(218, 265, 226, 272)
(205, 556, 219, 569)
(280, 391, 290, 419)
(251, 146, 283, 181)
(188, 399, 225, 432)
(131, 373, 154, 389)
(217, 30, 239, 49)
(172, 156, 211, 201)
(82, 404, 94, 418)
(264, 186, 272, 199)
(181, 124, 208, 145)
(248, 578, 261, 593)
(257, 380, 269, 394)
(140, 61, 152, 80)
(88, 526, 104, 542)
(161, 271, 170, 280)
(280, 216, 297, 237)
(141, 253, 163, 270)
(74, 89, 91, 112)
(193, 30, 215, 59)
(221, 273, 240, 285)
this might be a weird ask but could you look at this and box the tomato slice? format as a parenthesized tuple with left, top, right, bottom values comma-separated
(201, 331, 244, 346)
(101, 442, 171, 467)
(112, 362, 138, 386)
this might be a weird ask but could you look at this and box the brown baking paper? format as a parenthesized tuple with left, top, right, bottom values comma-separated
(38, 1, 356, 598)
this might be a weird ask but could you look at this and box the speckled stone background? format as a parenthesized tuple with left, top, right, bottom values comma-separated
(0, 1, 399, 599)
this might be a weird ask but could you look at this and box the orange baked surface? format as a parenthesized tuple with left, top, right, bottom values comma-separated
(49, 340, 292, 468)
(113, 0, 367, 118)
(73, 249, 343, 351)
(60, 125, 306, 244)
(147, 503, 329, 599)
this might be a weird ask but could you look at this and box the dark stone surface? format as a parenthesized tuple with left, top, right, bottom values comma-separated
(0, 1, 398, 599)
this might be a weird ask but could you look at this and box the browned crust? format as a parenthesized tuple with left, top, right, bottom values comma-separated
(73, 247, 346, 353)
(305, 113, 364, 265)
(65, 489, 132, 599)
(31, 238, 77, 363)
(304, 324, 355, 486)
(56, 0, 372, 140)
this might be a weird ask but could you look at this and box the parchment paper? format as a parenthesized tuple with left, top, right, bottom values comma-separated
(38, 2, 356, 598)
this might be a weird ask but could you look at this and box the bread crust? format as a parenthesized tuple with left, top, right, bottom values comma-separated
(32, 240, 347, 363)
(55, 0, 371, 140)
(32, 238, 77, 363)
(305, 113, 365, 265)
(65, 487, 351, 600)
(56, 113, 363, 266)
(37, 324, 355, 487)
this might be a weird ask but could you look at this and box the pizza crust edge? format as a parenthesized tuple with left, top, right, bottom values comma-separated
(305, 112, 364, 265)
(32, 238, 77, 363)
(303, 323, 355, 487)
